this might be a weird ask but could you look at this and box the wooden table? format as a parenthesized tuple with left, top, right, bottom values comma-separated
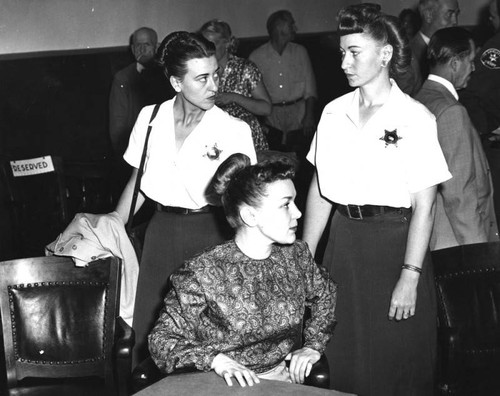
(134, 371, 356, 396)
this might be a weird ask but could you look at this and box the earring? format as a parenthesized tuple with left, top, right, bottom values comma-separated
(381, 59, 388, 68)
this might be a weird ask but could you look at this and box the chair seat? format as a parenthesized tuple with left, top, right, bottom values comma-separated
(7, 376, 111, 396)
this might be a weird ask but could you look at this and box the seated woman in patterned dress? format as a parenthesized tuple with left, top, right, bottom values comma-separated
(148, 153, 336, 387)
(199, 20, 272, 151)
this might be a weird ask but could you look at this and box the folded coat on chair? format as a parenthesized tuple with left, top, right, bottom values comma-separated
(45, 211, 139, 327)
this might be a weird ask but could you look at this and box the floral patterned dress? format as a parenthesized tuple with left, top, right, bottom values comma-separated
(149, 239, 337, 374)
(218, 55, 269, 151)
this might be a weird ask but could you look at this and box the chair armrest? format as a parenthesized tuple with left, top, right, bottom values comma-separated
(115, 316, 134, 359)
(132, 353, 331, 392)
(437, 326, 462, 395)
(304, 354, 330, 389)
(132, 356, 164, 393)
(114, 316, 134, 396)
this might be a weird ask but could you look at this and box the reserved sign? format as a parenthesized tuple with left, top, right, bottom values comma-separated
(10, 156, 55, 177)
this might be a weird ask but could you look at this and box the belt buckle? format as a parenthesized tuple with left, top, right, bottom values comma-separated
(346, 204, 363, 220)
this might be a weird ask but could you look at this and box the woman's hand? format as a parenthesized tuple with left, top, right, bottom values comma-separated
(211, 353, 260, 387)
(388, 270, 419, 321)
(285, 347, 320, 384)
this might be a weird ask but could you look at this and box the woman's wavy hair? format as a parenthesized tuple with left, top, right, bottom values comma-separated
(207, 153, 295, 229)
(157, 31, 215, 79)
(337, 3, 411, 78)
(199, 19, 239, 54)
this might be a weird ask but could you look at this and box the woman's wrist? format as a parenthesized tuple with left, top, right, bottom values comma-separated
(401, 263, 422, 274)
(400, 264, 421, 284)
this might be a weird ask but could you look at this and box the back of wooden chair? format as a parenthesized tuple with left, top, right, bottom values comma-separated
(0, 256, 122, 394)
(432, 242, 500, 395)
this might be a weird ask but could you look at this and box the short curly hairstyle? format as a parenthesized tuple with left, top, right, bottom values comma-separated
(199, 19, 239, 54)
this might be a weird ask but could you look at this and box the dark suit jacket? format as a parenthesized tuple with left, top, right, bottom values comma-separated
(416, 79, 499, 251)
(109, 63, 173, 157)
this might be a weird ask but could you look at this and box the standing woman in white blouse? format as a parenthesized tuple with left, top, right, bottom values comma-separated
(303, 4, 450, 396)
(115, 31, 256, 367)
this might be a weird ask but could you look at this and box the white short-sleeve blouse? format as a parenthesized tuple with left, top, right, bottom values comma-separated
(307, 81, 451, 208)
(124, 99, 257, 209)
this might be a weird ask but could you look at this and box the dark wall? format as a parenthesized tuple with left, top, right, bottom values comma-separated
(0, 32, 349, 163)
(0, 32, 350, 260)
(0, 49, 134, 162)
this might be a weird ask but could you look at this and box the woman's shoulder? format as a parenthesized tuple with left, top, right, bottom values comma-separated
(208, 105, 252, 130)
(227, 55, 260, 74)
(183, 240, 236, 271)
(399, 92, 436, 123)
(277, 240, 312, 256)
(322, 90, 356, 113)
(138, 98, 174, 120)
(387, 82, 434, 122)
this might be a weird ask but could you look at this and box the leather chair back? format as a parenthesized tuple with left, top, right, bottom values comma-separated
(0, 256, 122, 394)
(432, 242, 500, 395)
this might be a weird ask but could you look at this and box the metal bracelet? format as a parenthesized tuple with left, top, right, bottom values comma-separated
(401, 264, 422, 274)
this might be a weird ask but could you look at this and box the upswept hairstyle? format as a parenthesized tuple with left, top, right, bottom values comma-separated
(427, 27, 473, 68)
(207, 153, 295, 229)
(337, 3, 411, 78)
(199, 19, 239, 54)
(157, 31, 215, 78)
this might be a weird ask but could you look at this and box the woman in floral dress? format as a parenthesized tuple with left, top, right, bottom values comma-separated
(200, 20, 272, 151)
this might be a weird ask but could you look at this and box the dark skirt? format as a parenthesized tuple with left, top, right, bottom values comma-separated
(132, 207, 231, 367)
(324, 210, 437, 396)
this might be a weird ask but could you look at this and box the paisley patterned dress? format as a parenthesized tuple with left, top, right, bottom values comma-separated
(218, 54, 269, 151)
(148, 239, 336, 374)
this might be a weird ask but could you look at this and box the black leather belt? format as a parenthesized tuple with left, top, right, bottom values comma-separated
(337, 204, 410, 220)
(156, 204, 211, 215)
(272, 97, 303, 107)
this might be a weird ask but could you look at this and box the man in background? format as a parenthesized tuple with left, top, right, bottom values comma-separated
(460, 0, 500, 137)
(415, 27, 499, 251)
(109, 27, 173, 159)
(397, 0, 460, 95)
(109, 27, 173, 203)
(249, 10, 317, 155)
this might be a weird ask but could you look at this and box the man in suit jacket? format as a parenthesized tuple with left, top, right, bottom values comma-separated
(415, 27, 499, 251)
(109, 27, 174, 204)
(109, 27, 174, 158)
(397, 0, 460, 96)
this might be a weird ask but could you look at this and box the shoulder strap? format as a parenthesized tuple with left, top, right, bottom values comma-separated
(126, 103, 161, 232)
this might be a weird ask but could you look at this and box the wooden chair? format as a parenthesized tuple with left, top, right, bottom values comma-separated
(0, 256, 134, 396)
(431, 242, 500, 396)
(1, 155, 70, 257)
